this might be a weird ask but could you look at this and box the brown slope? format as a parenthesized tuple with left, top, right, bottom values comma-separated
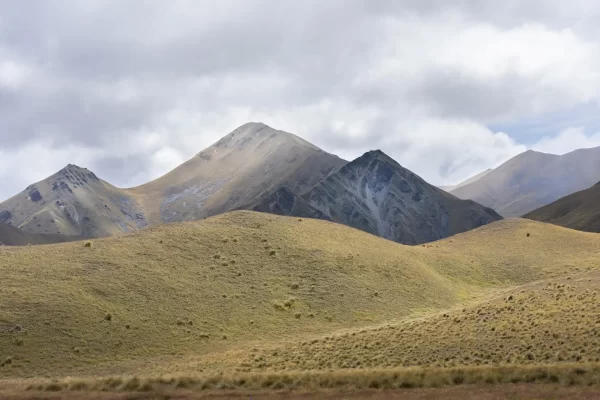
(524, 182, 600, 232)
(451, 147, 600, 217)
(0, 222, 82, 246)
(129, 122, 346, 225)
(0, 165, 146, 237)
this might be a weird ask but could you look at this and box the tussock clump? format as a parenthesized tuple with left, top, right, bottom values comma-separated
(43, 364, 600, 393)
(283, 298, 296, 308)
(84, 241, 92, 248)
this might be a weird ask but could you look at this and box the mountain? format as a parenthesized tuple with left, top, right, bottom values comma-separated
(0, 222, 82, 246)
(128, 122, 346, 224)
(250, 150, 502, 245)
(450, 147, 600, 217)
(439, 168, 493, 192)
(524, 181, 600, 232)
(0, 123, 500, 243)
(0, 164, 146, 237)
(247, 186, 330, 221)
(0, 123, 345, 237)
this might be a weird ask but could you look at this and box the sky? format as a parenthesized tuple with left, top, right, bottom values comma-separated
(2, 0, 600, 201)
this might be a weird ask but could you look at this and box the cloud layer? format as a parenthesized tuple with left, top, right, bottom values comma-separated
(1, 0, 600, 199)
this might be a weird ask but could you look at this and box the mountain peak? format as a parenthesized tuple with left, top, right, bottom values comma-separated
(55, 164, 99, 186)
(355, 149, 398, 165)
(59, 163, 87, 173)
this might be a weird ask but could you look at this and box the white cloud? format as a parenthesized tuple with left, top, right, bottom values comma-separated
(533, 127, 600, 155)
(0, 60, 31, 89)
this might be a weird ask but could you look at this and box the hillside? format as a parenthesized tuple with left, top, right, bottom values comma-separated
(129, 122, 346, 225)
(1, 212, 599, 379)
(0, 165, 146, 237)
(244, 269, 600, 373)
(251, 150, 502, 245)
(451, 147, 600, 217)
(439, 168, 493, 192)
(0, 223, 81, 246)
(524, 182, 600, 232)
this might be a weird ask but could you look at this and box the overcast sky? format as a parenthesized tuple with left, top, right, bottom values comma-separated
(2, 0, 600, 201)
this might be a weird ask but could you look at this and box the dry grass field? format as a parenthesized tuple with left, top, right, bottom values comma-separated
(2, 211, 600, 398)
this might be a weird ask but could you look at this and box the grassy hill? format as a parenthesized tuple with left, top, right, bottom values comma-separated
(525, 182, 600, 232)
(1, 211, 600, 383)
(245, 270, 600, 373)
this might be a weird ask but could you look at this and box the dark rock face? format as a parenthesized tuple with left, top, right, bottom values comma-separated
(28, 187, 43, 202)
(55, 164, 99, 188)
(300, 150, 501, 244)
(0, 210, 12, 224)
(52, 181, 73, 193)
(249, 187, 330, 221)
(247, 150, 502, 245)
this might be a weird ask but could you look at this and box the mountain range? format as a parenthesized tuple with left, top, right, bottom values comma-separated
(0, 122, 500, 245)
(448, 147, 600, 217)
(5, 122, 600, 245)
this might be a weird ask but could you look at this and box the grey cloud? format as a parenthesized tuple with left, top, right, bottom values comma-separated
(0, 0, 599, 199)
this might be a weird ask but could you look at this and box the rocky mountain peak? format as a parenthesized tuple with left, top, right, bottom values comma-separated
(353, 150, 398, 166)
(210, 122, 273, 149)
(53, 164, 100, 192)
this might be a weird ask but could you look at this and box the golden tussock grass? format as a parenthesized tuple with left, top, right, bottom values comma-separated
(1, 211, 600, 392)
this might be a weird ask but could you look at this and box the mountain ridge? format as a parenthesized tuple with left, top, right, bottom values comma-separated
(0, 123, 501, 244)
(450, 146, 600, 217)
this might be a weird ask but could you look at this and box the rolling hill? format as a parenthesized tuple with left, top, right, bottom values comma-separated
(524, 181, 600, 232)
(450, 147, 600, 217)
(245, 269, 600, 373)
(250, 150, 502, 245)
(1, 211, 599, 380)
